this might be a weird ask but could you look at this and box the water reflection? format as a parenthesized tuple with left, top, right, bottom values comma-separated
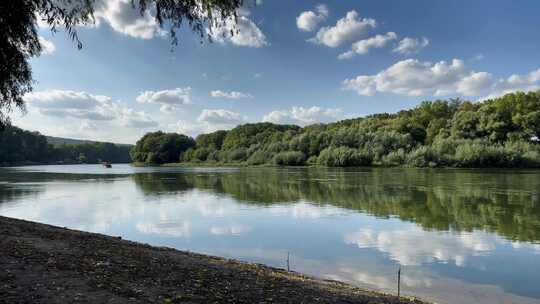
(1, 165, 540, 304)
(132, 168, 540, 243)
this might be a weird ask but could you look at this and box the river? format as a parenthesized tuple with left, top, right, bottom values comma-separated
(1, 164, 539, 304)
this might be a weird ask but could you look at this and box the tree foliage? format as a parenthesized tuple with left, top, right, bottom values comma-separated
(0, 0, 244, 128)
(0, 125, 131, 165)
(167, 91, 540, 168)
(130, 131, 195, 164)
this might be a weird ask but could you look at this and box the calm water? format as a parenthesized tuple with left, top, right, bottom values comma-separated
(1, 165, 540, 304)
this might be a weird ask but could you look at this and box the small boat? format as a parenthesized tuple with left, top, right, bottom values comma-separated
(101, 162, 112, 168)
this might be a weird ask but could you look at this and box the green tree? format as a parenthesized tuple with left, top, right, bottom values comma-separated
(130, 131, 195, 164)
(136, 91, 540, 168)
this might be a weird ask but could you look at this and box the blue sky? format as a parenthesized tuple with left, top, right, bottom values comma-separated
(15, 0, 540, 143)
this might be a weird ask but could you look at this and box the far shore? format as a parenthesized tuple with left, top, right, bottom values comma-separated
(0, 215, 426, 304)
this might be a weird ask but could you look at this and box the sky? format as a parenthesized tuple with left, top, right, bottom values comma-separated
(14, 0, 540, 144)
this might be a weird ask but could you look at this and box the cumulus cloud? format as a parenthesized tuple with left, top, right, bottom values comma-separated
(208, 11, 268, 48)
(263, 106, 342, 126)
(456, 72, 493, 96)
(268, 202, 346, 219)
(24, 90, 116, 121)
(118, 108, 158, 128)
(198, 109, 245, 126)
(136, 88, 191, 113)
(338, 32, 397, 59)
(393, 37, 429, 54)
(344, 227, 496, 267)
(483, 68, 540, 100)
(24, 89, 157, 128)
(344, 58, 540, 98)
(173, 120, 206, 137)
(210, 90, 253, 99)
(309, 10, 376, 47)
(174, 109, 247, 136)
(329, 268, 433, 290)
(38, 36, 56, 55)
(34, 0, 164, 39)
(92, 0, 165, 39)
(296, 4, 329, 32)
(136, 221, 191, 237)
(210, 224, 252, 236)
(343, 58, 495, 97)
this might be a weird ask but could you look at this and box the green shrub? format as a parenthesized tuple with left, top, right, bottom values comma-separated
(207, 150, 220, 162)
(454, 142, 513, 167)
(273, 151, 306, 166)
(382, 149, 407, 166)
(522, 150, 540, 167)
(406, 146, 439, 167)
(247, 150, 270, 165)
(180, 147, 195, 162)
(227, 148, 248, 162)
(317, 146, 372, 167)
(306, 155, 318, 165)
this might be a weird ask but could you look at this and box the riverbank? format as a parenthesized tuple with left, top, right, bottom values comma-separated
(0, 216, 426, 304)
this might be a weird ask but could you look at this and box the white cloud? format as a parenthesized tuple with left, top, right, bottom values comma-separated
(136, 88, 191, 113)
(174, 109, 247, 136)
(210, 224, 252, 236)
(268, 202, 346, 219)
(24, 90, 116, 121)
(482, 68, 540, 99)
(118, 107, 158, 128)
(309, 10, 376, 47)
(330, 269, 433, 291)
(344, 227, 496, 267)
(38, 36, 56, 55)
(343, 58, 494, 97)
(136, 221, 191, 237)
(344, 58, 540, 98)
(210, 90, 253, 99)
(24, 89, 157, 128)
(208, 11, 268, 48)
(35, 0, 165, 39)
(92, 0, 165, 39)
(456, 72, 493, 96)
(173, 120, 206, 137)
(197, 109, 245, 127)
(262, 106, 342, 126)
(338, 32, 397, 59)
(393, 37, 429, 54)
(35, 14, 50, 28)
(296, 4, 329, 32)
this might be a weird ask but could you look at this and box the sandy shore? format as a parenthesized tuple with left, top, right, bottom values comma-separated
(0, 216, 427, 304)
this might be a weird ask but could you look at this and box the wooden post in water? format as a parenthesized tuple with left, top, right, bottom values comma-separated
(397, 267, 401, 298)
(287, 251, 290, 271)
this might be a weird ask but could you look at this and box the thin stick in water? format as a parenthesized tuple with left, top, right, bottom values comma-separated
(397, 266, 401, 298)
(287, 251, 290, 272)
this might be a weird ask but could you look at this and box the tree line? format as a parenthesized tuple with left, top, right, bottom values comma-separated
(132, 91, 540, 168)
(0, 125, 132, 165)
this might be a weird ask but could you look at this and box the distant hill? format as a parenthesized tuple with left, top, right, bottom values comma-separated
(1, 126, 133, 165)
(46, 136, 132, 147)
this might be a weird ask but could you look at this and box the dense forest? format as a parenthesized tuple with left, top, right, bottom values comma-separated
(132, 91, 540, 168)
(0, 126, 132, 166)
